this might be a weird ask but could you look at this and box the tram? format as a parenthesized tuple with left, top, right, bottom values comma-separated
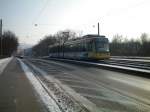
(49, 34, 110, 60)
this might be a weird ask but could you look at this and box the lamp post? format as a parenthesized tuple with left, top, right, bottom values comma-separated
(62, 31, 69, 58)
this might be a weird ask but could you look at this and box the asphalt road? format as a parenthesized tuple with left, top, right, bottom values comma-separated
(26, 58, 150, 112)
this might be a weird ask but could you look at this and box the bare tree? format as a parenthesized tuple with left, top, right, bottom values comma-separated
(110, 33, 150, 56)
(32, 29, 78, 56)
(0, 31, 18, 57)
(140, 33, 149, 44)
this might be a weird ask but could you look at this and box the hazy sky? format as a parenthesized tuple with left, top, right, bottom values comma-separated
(0, 0, 150, 45)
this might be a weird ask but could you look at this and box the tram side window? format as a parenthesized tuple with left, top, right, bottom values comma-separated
(49, 48, 51, 53)
(75, 44, 79, 52)
(53, 46, 56, 53)
(55, 46, 59, 53)
(69, 44, 73, 52)
(77, 43, 81, 52)
(75, 44, 78, 52)
(51, 47, 54, 53)
(67, 45, 70, 52)
(80, 42, 85, 52)
(50, 47, 53, 53)
(83, 43, 86, 52)
(64, 45, 68, 52)
(74, 43, 79, 52)
(66, 45, 71, 52)
(51, 48, 53, 53)
(63, 45, 65, 52)
(87, 42, 92, 52)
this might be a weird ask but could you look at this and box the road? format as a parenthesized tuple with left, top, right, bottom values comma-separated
(0, 57, 150, 112)
(24, 58, 150, 112)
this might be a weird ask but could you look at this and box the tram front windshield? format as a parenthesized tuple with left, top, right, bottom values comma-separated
(95, 38, 109, 52)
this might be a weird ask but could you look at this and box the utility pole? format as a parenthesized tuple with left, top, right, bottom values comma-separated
(98, 22, 100, 36)
(62, 31, 69, 58)
(0, 19, 2, 56)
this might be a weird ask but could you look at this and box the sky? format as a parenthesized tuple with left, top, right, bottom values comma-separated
(0, 0, 150, 46)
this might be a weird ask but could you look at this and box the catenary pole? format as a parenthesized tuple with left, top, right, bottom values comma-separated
(0, 19, 2, 56)
(98, 22, 100, 36)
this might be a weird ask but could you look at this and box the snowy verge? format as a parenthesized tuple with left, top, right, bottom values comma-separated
(0, 57, 12, 74)
(24, 60, 99, 112)
(18, 59, 62, 112)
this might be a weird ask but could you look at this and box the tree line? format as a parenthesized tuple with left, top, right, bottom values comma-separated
(32, 30, 77, 56)
(110, 33, 150, 56)
(0, 31, 18, 58)
(32, 30, 150, 57)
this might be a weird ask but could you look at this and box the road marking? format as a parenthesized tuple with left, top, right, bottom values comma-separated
(18, 59, 61, 112)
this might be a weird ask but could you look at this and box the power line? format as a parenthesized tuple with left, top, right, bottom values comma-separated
(29, 0, 49, 40)
(32, 0, 49, 24)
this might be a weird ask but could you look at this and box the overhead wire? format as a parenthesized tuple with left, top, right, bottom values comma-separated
(26, 0, 49, 39)
(32, 0, 49, 25)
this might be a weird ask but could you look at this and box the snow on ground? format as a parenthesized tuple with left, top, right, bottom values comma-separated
(26, 60, 96, 112)
(18, 59, 62, 112)
(0, 57, 12, 74)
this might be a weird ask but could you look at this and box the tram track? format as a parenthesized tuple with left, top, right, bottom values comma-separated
(41, 57, 150, 76)
(101, 58, 150, 70)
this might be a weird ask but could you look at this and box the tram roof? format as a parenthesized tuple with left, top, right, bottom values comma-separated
(83, 34, 105, 38)
(65, 34, 106, 44)
(49, 34, 107, 47)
